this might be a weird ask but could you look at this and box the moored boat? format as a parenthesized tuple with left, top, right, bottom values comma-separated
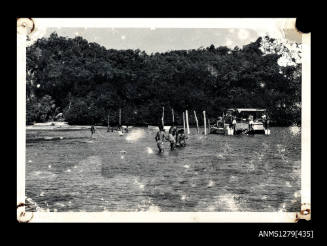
(210, 108, 270, 135)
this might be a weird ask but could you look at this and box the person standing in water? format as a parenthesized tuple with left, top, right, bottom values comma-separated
(168, 125, 177, 151)
(262, 113, 270, 132)
(176, 129, 187, 147)
(232, 116, 237, 135)
(117, 125, 124, 136)
(248, 114, 254, 132)
(155, 125, 167, 153)
(90, 124, 96, 138)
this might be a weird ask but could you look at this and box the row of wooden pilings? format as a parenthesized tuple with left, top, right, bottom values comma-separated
(183, 109, 210, 135)
(163, 106, 210, 135)
(107, 107, 211, 135)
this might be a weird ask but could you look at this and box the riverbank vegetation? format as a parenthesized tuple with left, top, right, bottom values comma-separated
(26, 32, 301, 126)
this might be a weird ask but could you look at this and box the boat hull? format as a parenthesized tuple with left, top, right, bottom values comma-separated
(210, 122, 269, 135)
(210, 127, 225, 134)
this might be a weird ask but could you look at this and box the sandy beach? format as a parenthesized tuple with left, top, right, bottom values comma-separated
(26, 122, 108, 131)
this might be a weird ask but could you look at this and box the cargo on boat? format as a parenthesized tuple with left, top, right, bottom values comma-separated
(210, 108, 270, 135)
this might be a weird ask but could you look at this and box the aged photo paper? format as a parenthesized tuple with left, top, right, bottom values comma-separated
(17, 18, 310, 222)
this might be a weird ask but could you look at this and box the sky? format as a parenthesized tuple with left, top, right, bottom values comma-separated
(26, 24, 301, 66)
(42, 27, 270, 54)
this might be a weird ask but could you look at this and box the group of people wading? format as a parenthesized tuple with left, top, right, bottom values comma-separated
(90, 123, 187, 153)
(155, 125, 187, 153)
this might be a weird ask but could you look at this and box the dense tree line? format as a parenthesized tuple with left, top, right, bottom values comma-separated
(26, 32, 301, 126)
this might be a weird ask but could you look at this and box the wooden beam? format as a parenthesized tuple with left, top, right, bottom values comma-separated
(194, 111, 199, 134)
(162, 106, 165, 127)
(186, 110, 190, 134)
(107, 112, 110, 132)
(119, 108, 122, 126)
(183, 112, 186, 132)
(203, 111, 207, 135)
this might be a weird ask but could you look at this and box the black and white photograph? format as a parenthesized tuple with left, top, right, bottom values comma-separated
(17, 18, 311, 222)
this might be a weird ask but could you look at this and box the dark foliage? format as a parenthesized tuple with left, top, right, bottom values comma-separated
(26, 33, 301, 126)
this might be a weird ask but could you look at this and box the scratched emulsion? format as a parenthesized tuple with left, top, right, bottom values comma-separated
(25, 127, 301, 212)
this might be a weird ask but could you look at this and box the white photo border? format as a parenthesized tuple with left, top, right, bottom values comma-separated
(17, 18, 311, 222)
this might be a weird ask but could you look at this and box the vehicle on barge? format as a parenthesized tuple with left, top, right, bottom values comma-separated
(210, 108, 270, 135)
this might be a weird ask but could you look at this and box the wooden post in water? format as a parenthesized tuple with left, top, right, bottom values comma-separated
(119, 108, 122, 126)
(208, 118, 211, 134)
(183, 112, 186, 132)
(194, 111, 199, 134)
(162, 106, 165, 127)
(107, 112, 110, 132)
(172, 108, 175, 125)
(186, 110, 190, 135)
(203, 111, 207, 135)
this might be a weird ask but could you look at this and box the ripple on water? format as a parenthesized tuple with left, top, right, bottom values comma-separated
(26, 127, 301, 212)
(30, 170, 57, 180)
(194, 193, 242, 212)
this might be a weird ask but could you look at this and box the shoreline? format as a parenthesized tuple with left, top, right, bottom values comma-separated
(26, 122, 136, 131)
(26, 123, 106, 131)
(26, 121, 298, 131)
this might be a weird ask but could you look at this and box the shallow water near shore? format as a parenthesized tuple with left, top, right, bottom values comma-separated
(25, 126, 301, 212)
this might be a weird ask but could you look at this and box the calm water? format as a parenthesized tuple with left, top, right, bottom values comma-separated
(25, 127, 301, 212)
